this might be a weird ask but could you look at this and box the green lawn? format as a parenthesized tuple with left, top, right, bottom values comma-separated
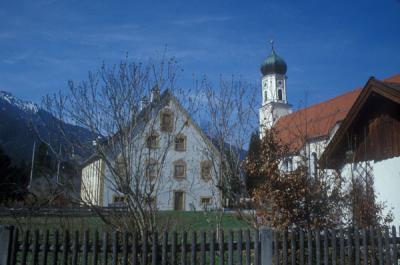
(0, 211, 250, 232)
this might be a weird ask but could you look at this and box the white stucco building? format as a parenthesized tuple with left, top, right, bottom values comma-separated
(258, 44, 400, 224)
(81, 89, 222, 211)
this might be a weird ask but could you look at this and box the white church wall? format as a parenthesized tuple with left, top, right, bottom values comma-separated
(281, 138, 327, 174)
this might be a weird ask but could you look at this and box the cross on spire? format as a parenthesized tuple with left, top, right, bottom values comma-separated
(270, 40, 274, 51)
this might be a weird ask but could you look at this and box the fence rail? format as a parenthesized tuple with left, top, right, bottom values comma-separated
(1, 226, 399, 265)
(0, 207, 129, 217)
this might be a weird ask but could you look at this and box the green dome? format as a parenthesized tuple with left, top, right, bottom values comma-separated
(260, 48, 287, 75)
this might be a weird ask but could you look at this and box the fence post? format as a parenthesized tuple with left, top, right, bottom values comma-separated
(0, 225, 12, 265)
(261, 227, 273, 265)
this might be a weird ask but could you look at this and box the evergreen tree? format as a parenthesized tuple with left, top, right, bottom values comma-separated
(34, 141, 55, 178)
(0, 145, 29, 202)
(245, 131, 262, 195)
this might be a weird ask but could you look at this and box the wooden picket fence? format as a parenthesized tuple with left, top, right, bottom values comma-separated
(2, 227, 260, 265)
(1, 225, 399, 265)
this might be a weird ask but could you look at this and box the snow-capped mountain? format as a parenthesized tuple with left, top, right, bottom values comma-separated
(0, 91, 39, 114)
(0, 90, 93, 164)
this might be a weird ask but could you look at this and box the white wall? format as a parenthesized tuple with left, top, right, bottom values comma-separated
(87, 99, 222, 211)
(341, 157, 400, 225)
(81, 159, 104, 205)
(373, 157, 400, 225)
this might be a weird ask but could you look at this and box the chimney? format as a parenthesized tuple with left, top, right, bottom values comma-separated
(150, 85, 160, 102)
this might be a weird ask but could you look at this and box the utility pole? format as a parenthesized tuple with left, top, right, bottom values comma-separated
(28, 140, 36, 189)
(56, 144, 61, 183)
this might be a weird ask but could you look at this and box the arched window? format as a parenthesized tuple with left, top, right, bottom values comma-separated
(283, 159, 288, 172)
(311, 152, 318, 177)
(278, 89, 283, 101)
(288, 158, 293, 171)
(283, 158, 293, 172)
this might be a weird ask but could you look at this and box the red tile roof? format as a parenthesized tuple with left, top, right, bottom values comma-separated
(383, 73, 400, 83)
(274, 74, 400, 152)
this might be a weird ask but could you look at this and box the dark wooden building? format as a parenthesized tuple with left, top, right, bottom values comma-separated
(320, 77, 400, 169)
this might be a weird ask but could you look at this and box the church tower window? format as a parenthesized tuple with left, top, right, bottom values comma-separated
(278, 89, 283, 101)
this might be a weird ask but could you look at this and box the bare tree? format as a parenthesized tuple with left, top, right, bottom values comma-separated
(246, 100, 393, 229)
(42, 55, 201, 232)
(197, 75, 258, 230)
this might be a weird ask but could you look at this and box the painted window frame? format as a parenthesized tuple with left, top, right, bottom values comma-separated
(173, 159, 187, 180)
(146, 132, 160, 149)
(160, 109, 174, 132)
(200, 160, 212, 182)
(174, 134, 187, 152)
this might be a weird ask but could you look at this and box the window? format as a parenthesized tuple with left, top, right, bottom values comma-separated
(173, 191, 185, 211)
(288, 158, 293, 171)
(146, 133, 159, 149)
(173, 160, 186, 179)
(113, 195, 126, 203)
(160, 110, 174, 132)
(112, 195, 126, 207)
(283, 158, 293, 172)
(201, 161, 212, 181)
(200, 197, 212, 208)
(311, 152, 318, 177)
(115, 155, 126, 176)
(175, 134, 186, 151)
(146, 159, 158, 180)
(283, 159, 288, 172)
(264, 90, 268, 102)
(278, 89, 283, 100)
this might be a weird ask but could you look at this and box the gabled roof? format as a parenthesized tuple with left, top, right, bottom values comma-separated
(320, 77, 400, 168)
(80, 89, 221, 167)
(274, 73, 400, 153)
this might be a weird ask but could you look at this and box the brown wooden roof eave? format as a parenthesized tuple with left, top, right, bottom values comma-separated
(319, 77, 400, 169)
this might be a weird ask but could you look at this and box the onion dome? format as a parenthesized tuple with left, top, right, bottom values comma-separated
(260, 42, 287, 75)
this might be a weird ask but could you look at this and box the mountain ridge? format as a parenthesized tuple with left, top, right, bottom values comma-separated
(0, 90, 93, 165)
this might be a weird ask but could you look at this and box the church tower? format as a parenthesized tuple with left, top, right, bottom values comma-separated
(259, 41, 292, 137)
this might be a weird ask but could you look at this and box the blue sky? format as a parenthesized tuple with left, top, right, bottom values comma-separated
(1, 0, 399, 108)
